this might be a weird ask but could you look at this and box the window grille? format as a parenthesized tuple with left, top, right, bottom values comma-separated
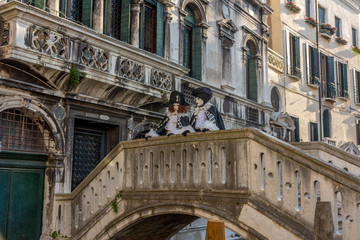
(0, 108, 55, 153)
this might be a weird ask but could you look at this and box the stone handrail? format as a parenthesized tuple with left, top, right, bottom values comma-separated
(55, 128, 360, 239)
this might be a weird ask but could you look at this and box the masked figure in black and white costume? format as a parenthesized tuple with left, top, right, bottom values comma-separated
(145, 91, 195, 138)
(190, 87, 225, 132)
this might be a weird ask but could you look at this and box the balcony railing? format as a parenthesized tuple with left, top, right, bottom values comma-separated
(322, 81, 337, 99)
(319, 24, 337, 39)
(0, 1, 184, 98)
(288, 65, 301, 79)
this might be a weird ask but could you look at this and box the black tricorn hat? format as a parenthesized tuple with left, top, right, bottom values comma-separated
(192, 87, 212, 104)
(166, 91, 188, 106)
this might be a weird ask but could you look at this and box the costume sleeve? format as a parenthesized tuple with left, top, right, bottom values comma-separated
(154, 116, 168, 136)
(210, 106, 225, 130)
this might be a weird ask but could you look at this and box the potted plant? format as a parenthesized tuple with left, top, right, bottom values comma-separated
(335, 37, 348, 45)
(353, 46, 360, 54)
(305, 16, 318, 27)
(319, 23, 337, 39)
(285, 2, 301, 13)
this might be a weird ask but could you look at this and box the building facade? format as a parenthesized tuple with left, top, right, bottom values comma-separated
(0, 0, 359, 239)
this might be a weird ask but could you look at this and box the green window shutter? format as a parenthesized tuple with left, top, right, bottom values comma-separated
(357, 71, 360, 103)
(295, 36, 301, 69)
(139, 5, 144, 48)
(313, 123, 318, 141)
(294, 118, 300, 142)
(59, 0, 67, 17)
(327, 56, 335, 98)
(82, 0, 93, 28)
(0, 171, 9, 235)
(192, 27, 202, 81)
(310, 46, 319, 84)
(103, 0, 109, 35)
(323, 110, 330, 138)
(342, 63, 348, 97)
(183, 26, 192, 71)
(248, 59, 258, 101)
(156, 2, 164, 57)
(120, 0, 131, 43)
(357, 121, 360, 145)
(32, 0, 45, 9)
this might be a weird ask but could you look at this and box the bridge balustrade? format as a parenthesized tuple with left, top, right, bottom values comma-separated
(55, 129, 360, 239)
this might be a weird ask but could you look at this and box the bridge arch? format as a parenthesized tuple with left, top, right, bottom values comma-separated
(92, 202, 271, 240)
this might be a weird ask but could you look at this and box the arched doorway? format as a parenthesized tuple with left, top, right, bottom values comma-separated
(0, 107, 57, 239)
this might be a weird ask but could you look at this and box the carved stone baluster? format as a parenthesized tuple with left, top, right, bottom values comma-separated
(93, 0, 103, 33)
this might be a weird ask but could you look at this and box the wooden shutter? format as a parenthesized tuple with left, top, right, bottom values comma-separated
(192, 27, 202, 81)
(310, 46, 319, 84)
(356, 121, 360, 145)
(155, 2, 164, 57)
(357, 71, 360, 103)
(314, 123, 318, 141)
(103, 0, 109, 35)
(342, 63, 348, 97)
(32, 0, 45, 9)
(248, 59, 258, 101)
(327, 56, 335, 98)
(82, 0, 93, 28)
(294, 118, 300, 142)
(295, 36, 301, 72)
(120, 0, 131, 43)
(323, 110, 330, 138)
(59, 0, 67, 17)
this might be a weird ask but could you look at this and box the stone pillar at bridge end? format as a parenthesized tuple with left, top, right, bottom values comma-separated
(313, 201, 334, 240)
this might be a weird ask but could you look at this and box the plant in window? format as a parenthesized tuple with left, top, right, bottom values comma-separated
(285, 1, 301, 13)
(335, 37, 348, 45)
(319, 24, 337, 38)
(305, 17, 318, 27)
(353, 46, 360, 54)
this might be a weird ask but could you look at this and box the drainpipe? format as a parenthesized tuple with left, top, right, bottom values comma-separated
(315, 0, 323, 142)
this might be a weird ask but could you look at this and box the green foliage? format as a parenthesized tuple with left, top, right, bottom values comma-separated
(50, 230, 72, 239)
(70, 65, 80, 90)
(51, 231, 58, 239)
(111, 190, 123, 214)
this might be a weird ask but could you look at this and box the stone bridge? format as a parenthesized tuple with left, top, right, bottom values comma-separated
(55, 128, 360, 240)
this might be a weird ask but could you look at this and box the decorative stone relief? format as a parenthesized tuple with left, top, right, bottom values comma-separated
(151, 69, 174, 90)
(268, 51, 284, 73)
(80, 45, 109, 72)
(28, 26, 68, 58)
(217, 18, 238, 47)
(116, 56, 144, 82)
(0, 21, 9, 46)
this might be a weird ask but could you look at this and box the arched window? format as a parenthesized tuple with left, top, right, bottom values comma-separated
(139, 0, 164, 56)
(246, 41, 257, 101)
(323, 109, 331, 138)
(271, 87, 280, 112)
(183, 5, 202, 80)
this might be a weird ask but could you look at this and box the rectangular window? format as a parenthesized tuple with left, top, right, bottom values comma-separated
(310, 122, 318, 141)
(352, 28, 358, 47)
(318, 6, 325, 24)
(335, 17, 341, 37)
(337, 62, 348, 98)
(305, 0, 311, 17)
(307, 45, 319, 85)
(288, 33, 301, 79)
(354, 70, 360, 104)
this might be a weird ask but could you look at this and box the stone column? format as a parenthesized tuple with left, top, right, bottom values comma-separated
(161, 1, 175, 60)
(130, 0, 141, 47)
(47, 0, 57, 12)
(93, 0, 104, 33)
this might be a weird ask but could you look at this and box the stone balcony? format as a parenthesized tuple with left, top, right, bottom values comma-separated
(0, 1, 187, 108)
(0, 1, 271, 129)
